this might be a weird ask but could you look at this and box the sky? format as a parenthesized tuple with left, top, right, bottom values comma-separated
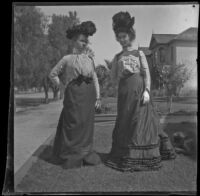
(37, 4, 199, 65)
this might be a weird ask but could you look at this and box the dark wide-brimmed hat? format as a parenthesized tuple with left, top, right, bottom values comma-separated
(66, 21, 96, 39)
(112, 11, 135, 35)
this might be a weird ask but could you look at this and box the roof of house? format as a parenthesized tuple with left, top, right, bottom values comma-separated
(173, 27, 198, 41)
(149, 27, 198, 49)
(152, 34, 177, 44)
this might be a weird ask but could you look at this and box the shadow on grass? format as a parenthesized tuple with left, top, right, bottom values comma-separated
(152, 97, 197, 104)
(162, 121, 197, 161)
(166, 111, 197, 116)
(172, 97, 197, 104)
(33, 121, 197, 167)
(96, 152, 110, 163)
(33, 144, 110, 166)
(33, 145, 64, 166)
(16, 97, 55, 108)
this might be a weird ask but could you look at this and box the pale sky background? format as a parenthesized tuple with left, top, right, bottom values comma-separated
(37, 4, 199, 65)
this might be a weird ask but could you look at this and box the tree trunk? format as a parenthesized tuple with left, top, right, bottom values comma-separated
(44, 89, 49, 104)
(43, 82, 49, 104)
(53, 89, 59, 100)
(168, 95, 173, 113)
(43, 76, 49, 104)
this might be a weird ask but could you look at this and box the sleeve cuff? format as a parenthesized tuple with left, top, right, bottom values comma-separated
(145, 87, 150, 94)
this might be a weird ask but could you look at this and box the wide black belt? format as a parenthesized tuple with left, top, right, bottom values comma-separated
(72, 75, 93, 85)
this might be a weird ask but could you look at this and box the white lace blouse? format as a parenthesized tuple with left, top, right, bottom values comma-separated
(111, 49, 151, 91)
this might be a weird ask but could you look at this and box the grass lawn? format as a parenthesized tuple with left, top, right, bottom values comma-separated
(100, 96, 197, 114)
(14, 93, 197, 193)
(16, 121, 197, 193)
(15, 92, 197, 115)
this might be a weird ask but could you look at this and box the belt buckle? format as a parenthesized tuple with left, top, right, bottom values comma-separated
(85, 77, 92, 84)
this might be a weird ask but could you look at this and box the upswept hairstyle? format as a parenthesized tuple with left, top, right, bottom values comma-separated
(112, 11, 136, 40)
(66, 21, 96, 40)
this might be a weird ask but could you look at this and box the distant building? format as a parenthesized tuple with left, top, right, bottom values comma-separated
(148, 27, 198, 95)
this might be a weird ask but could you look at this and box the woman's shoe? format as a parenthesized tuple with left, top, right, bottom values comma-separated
(62, 157, 83, 169)
(83, 152, 102, 166)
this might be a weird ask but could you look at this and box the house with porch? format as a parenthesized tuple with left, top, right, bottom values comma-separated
(148, 27, 198, 95)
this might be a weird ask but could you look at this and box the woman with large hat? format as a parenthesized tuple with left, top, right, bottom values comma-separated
(49, 21, 101, 169)
(105, 12, 176, 172)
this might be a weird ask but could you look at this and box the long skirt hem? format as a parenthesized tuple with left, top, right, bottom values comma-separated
(105, 73, 176, 172)
(52, 76, 99, 169)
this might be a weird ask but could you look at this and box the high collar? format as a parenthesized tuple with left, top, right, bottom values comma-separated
(123, 45, 136, 52)
(72, 47, 84, 55)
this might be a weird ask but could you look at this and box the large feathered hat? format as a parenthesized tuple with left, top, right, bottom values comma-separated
(112, 11, 135, 35)
(66, 21, 96, 39)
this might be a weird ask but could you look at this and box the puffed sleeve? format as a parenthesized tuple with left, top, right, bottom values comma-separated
(49, 56, 67, 86)
(139, 50, 151, 92)
(111, 55, 118, 84)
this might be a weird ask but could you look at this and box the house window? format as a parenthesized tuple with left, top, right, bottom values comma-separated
(159, 47, 165, 63)
(171, 46, 173, 62)
(154, 51, 158, 64)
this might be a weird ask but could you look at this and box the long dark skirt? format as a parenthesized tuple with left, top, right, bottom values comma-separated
(105, 73, 176, 172)
(52, 77, 97, 168)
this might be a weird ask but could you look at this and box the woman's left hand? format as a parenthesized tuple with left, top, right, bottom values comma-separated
(142, 90, 150, 104)
(95, 99, 101, 109)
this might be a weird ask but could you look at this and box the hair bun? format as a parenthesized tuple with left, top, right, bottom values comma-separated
(81, 21, 96, 36)
(112, 11, 134, 33)
(66, 21, 96, 39)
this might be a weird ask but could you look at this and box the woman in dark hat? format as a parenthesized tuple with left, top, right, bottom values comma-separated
(49, 21, 101, 169)
(105, 12, 176, 172)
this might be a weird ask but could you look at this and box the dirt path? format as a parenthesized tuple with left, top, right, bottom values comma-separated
(14, 100, 63, 173)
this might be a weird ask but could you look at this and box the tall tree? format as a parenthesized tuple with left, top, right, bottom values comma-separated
(47, 12, 79, 64)
(42, 12, 80, 100)
(14, 6, 80, 96)
(14, 6, 47, 90)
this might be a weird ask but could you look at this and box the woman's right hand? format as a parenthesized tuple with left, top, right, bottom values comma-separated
(55, 85, 60, 91)
(95, 98, 101, 110)
(142, 90, 150, 104)
(52, 81, 60, 91)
